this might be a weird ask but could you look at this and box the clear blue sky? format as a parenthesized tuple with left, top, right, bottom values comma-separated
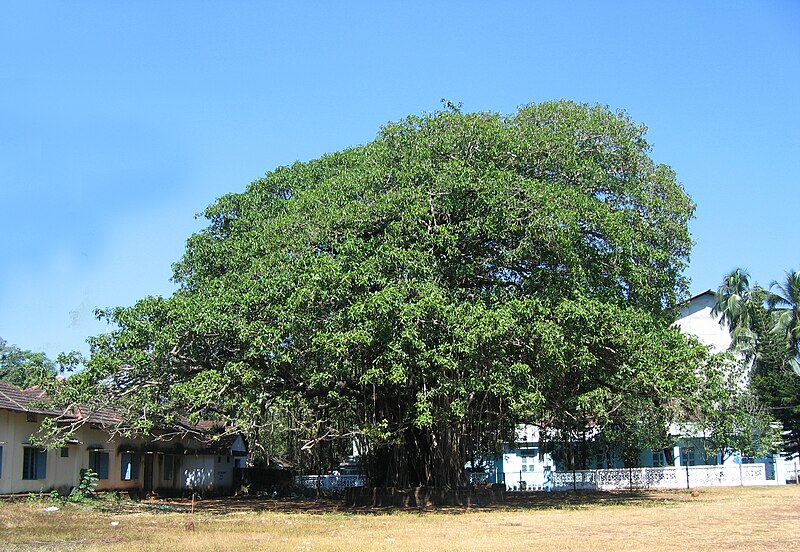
(1, 1, 798, 360)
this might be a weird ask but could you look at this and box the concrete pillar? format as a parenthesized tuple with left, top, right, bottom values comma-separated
(673, 445, 682, 467)
(774, 453, 787, 485)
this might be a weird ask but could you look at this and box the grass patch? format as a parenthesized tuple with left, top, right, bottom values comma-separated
(1, 486, 797, 551)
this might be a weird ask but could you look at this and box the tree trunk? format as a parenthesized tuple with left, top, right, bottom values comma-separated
(366, 424, 468, 488)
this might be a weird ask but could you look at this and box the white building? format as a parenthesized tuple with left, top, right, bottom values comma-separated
(674, 290, 732, 353)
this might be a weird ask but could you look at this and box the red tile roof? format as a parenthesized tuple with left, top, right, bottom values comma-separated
(0, 381, 63, 415)
(0, 381, 246, 454)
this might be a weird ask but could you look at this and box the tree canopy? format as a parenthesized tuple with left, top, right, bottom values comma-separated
(58, 101, 707, 486)
(0, 337, 56, 389)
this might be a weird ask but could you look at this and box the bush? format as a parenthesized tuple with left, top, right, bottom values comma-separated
(68, 469, 99, 502)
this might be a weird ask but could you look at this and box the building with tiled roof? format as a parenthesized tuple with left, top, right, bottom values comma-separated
(0, 382, 66, 416)
(0, 381, 246, 496)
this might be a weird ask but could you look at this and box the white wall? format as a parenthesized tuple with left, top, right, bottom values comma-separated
(182, 453, 235, 493)
(674, 291, 732, 353)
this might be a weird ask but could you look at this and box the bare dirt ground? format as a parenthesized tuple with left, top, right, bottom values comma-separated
(1, 486, 798, 551)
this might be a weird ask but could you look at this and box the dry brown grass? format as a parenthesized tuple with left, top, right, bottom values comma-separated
(1, 486, 798, 551)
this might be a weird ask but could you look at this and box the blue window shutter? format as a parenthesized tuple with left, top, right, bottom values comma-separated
(36, 449, 47, 479)
(90, 450, 111, 479)
(99, 453, 109, 480)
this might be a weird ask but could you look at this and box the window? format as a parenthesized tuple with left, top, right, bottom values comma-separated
(89, 451, 110, 480)
(26, 412, 37, 423)
(163, 455, 174, 481)
(120, 453, 139, 481)
(681, 446, 696, 467)
(651, 450, 665, 467)
(60, 447, 69, 458)
(520, 455, 535, 473)
(22, 447, 47, 480)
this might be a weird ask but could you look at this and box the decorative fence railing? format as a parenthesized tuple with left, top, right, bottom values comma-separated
(297, 463, 774, 492)
(503, 464, 769, 491)
(296, 475, 365, 490)
(297, 473, 491, 490)
(467, 472, 490, 485)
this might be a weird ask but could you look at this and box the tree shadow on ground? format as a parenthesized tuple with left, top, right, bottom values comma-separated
(130, 489, 698, 516)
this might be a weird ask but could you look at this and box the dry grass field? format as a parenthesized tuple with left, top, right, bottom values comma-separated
(1, 486, 798, 551)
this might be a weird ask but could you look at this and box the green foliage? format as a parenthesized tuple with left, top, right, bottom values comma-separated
(715, 268, 800, 457)
(58, 101, 702, 487)
(692, 354, 780, 461)
(769, 271, 800, 371)
(751, 362, 800, 457)
(68, 469, 100, 502)
(0, 337, 56, 388)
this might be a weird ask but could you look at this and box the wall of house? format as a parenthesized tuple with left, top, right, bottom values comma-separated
(181, 453, 236, 495)
(78, 429, 242, 495)
(0, 410, 244, 495)
(674, 292, 731, 353)
(213, 454, 235, 490)
(0, 409, 81, 495)
(182, 455, 214, 491)
(153, 453, 181, 495)
(0, 414, 157, 495)
(78, 426, 146, 493)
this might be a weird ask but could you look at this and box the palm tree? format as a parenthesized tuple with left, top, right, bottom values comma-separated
(769, 270, 800, 374)
(713, 268, 763, 360)
(714, 269, 800, 454)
